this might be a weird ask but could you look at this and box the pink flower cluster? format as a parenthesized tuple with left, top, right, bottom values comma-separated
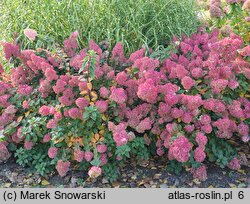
(168, 136, 193, 163)
(56, 160, 70, 177)
(88, 166, 102, 178)
(108, 122, 129, 146)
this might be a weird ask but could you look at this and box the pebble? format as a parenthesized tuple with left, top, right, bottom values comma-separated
(160, 184, 168, 188)
(153, 174, 161, 179)
(102, 178, 109, 184)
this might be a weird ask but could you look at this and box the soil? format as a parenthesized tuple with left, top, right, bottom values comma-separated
(0, 157, 249, 188)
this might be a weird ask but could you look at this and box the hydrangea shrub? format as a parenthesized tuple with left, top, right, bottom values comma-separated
(0, 29, 249, 181)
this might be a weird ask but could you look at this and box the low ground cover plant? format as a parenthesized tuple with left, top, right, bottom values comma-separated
(0, 29, 249, 181)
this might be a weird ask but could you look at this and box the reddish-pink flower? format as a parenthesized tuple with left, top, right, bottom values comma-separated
(137, 79, 158, 104)
(192, 166, 207, 181)
(48, 147, 58, 159)
(168, 136, 193, 163)
(74, 150, 85, 162)
(96, 144, 107, 153)
(88, 166, 102, 178)
(85, 151, 94, 162)
(228, 157, 241, 170)
(56, 160, 70, 177)
(110, 87, 127, 104)
(24, 28, 38, 41)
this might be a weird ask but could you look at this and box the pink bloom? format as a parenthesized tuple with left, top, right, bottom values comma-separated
(200, 115, 211, 125)
(2, 42, 20, 60)
(24, 141, 33, 150)
(45, 68, 58, 81)
(136, 117, 152, 133)
(5, 105, 16, 114)
(226, 0, 237, 4)
(239, 45, 250, 57)
(129, 48, 145, 62)
(166, 123, 178, 135)
(48, 147, 58, 159)
(180, 42, 193, 55)
(156, 147, 165, 156)
(54, 112, 63, 121)
(164, 94, 179, 106)
(24, 28, 37, 41)
(100, 154, 108, 166)
(95, 100, 108, 113)
(56, 160, 70, 177)
(85, 151, 94, 162)
(75, 97, 89, 110)
(171, 107, 184, 119)
(50, 107, 57, 114)
(46, 119, 57, 129)
(168, 136, 193, 163)
(137, 79, 158, 104)
(194, 147, 206, 163)
(89, 40, 102, 55)
(169, 64, 188, 80)
(133, 57, 159, 72)
(96, 144, 107, 153)
(53, 79, 66, 94)
(113, 130, 129, 146)
(213, 118, 233, 132)
(181, 94, 203, 111)
(0, 143, 11, 161)
(17, 85, 33, 95)
(68, 108, 82, 119)
(195, 132, 208, 147)
(242, 136, 249, 143)
(158, 83, 179, 95)
(242, 0, 250, 11)
(59, 88, 75, 106)
(109, 123, 129, 146)
(181, 112, 192, 124)
(116, 71, 128, 86)
(64, 31, 78, 57)
(110, 87, 127, 104)
(22, 101, 29, 109)
(74, 150, 85, 162)
(111, 42, 126, 63)
(99, 87, 110, 99)
(38, 79, 51, 98)
(228, 157, 241, 170)
(39, 105, 51, 116)
(78, 81, 88, 91)
(43, 134, 51, 142)
(237, 122, 249, 137)
(228, 80, 239, 90)
(191, 68, 203, 79)
(210, 79, 228, 94)
(88, 166, 102, 178)
(192, 166, 207, 181)
(210, 5, 223, 18)
(228, 100, 244, 118)
(107, 70, 115, 80)
(181, 76, 195, 90)
(184, 125, 195, 133)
